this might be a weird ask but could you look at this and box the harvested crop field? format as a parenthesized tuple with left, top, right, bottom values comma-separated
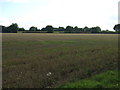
(2, 33, 118, 88)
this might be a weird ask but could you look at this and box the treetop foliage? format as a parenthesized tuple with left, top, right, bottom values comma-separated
(1, 23, 118, 34)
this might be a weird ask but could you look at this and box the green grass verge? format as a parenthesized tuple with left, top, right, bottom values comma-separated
(59, 70, 119, 88)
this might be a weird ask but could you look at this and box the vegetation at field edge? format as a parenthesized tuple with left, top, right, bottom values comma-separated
(59, 70, 119, 88)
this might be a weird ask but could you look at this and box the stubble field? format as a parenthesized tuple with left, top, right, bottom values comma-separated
(2, 33, 118, 88)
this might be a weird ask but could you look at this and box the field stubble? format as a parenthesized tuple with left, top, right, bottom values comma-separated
(2, 33, 118, 88)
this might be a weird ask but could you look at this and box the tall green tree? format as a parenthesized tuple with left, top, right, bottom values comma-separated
(18, 28, 25, 31)
(29, 26, 37, 31)
(6, 23, 18, 33)
(1, 26, 6, 33)
(41, 28, 46, 31)
(83, 26, 89, 32)
(65, 26, 73, 33)
(91, 26, 101, 33)
(113, 24, 120, 33)
(74, 26, 79, 33)
(45, 25, 54, 33)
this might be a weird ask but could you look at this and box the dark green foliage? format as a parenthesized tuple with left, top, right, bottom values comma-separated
(29, 26, 38, 31)
(1, 25, 6, 33)
(64, 26, 101, 33)
(22, 31, 47, 33)
(113, 24, 120, 31)
(36, 29, 41, 31)
(18, 28, 25, 31)
(113, 24, 120, 33)
(57, 27, 65, 31)
(90, 26, 101, 33)
(81, 26, 101, 33)
(65, 26, 74, 33)
(8, 23, 18, 33)
(45, 25, 54, 33)
(1, 23, 118, 34)
(2, 23, 18, 33)
(41, 28, 47, 31)
(74, 26, 79, 33)
(73, 26, 81, 33)
(83, 26, 89, 32)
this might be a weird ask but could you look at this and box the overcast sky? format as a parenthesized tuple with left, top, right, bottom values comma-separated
(0, 0, 119, 30)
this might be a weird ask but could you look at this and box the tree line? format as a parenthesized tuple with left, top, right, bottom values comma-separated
(1, 23, 120, 33)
